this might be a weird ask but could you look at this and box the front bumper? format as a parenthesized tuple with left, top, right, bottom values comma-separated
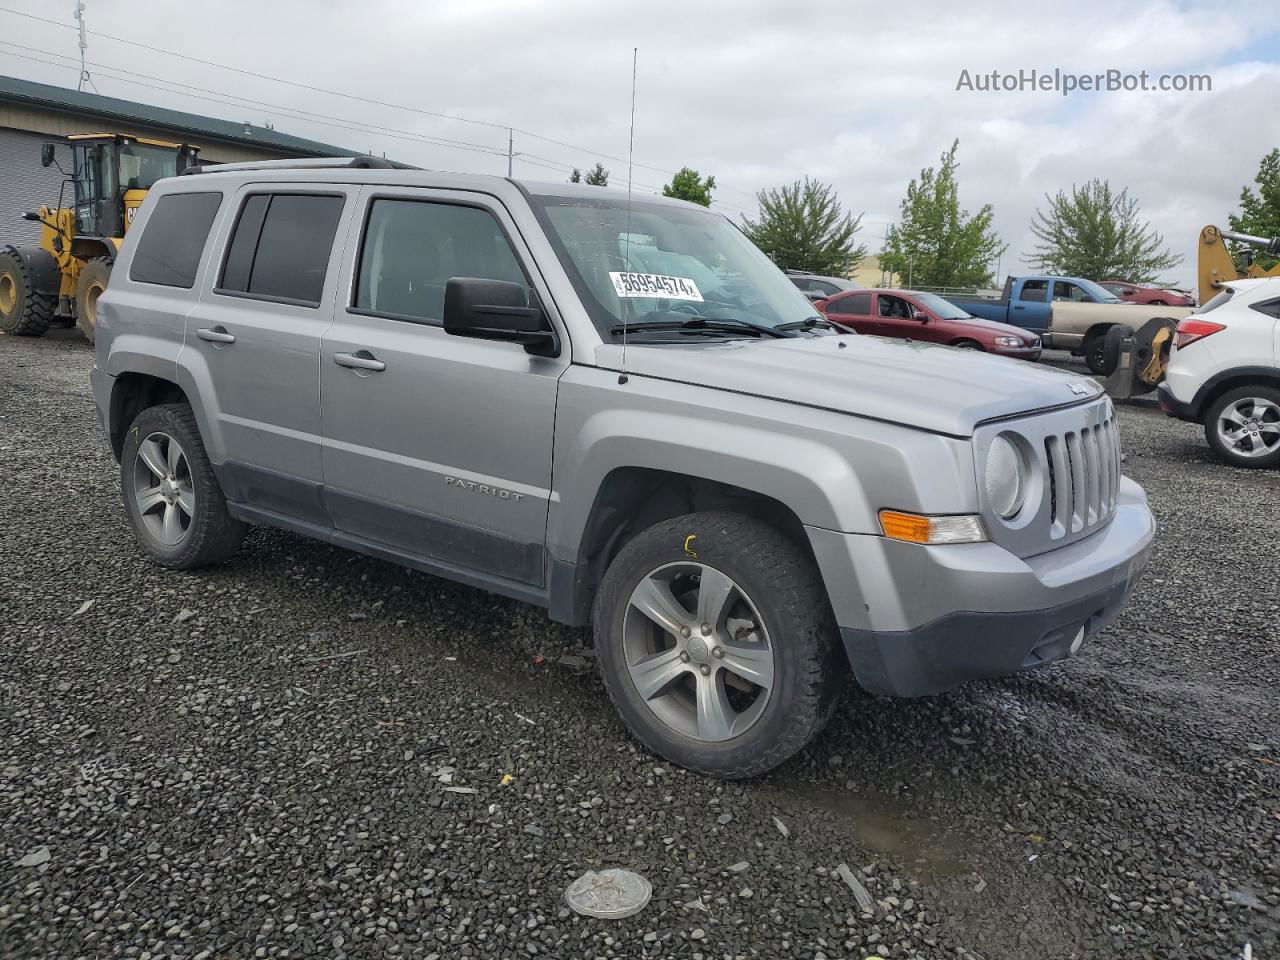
(807, 479, 1155, 697)
(993, 345, 1042, 362)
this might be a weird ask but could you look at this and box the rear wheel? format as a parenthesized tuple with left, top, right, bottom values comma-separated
(0, 249, 55, 337)
(593, 512, 843, 778)
(1083, 329, 1108, 374)
(121, 404, 245, 567)
(75, 257, 112, 344)
(1204, 386, 1280, 469)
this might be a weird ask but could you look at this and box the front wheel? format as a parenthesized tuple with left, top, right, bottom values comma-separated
(75, 257, 112, 344)
(1204, 386, 1280, 468)
(121, 404, 245, 567)
(593, 512, 843, 778)
(952, 339, 983, 351)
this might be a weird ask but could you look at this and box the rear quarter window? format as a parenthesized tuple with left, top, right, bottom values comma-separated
(128, 192, 223, 288)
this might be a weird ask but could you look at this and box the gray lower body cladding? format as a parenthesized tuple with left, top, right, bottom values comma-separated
(841, 571, 1137, 697)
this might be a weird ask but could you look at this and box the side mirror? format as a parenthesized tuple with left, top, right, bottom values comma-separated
(443, 277, 558, 357)
(910, 307, 928, 321)
(803, 290, 826, 302)
(40, 142, 56, 167)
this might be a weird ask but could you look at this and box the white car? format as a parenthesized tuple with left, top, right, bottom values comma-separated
(1159, 277, 1280, 467)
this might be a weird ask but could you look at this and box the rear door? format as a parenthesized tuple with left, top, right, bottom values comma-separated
(318, 186, 568, 592)
(823, 290, 873, 333)
(1010, 279, 1049, 331)
(185, 184, 356, 527)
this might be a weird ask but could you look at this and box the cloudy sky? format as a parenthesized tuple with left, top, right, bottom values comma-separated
(4, 0, 1279, 285)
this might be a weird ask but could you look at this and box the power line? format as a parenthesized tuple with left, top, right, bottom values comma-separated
(0, 43, 512, 160)
(0, 2, 760, 202)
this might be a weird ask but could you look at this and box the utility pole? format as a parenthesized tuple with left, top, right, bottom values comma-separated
(507, 128, 513, 177)
(75, 2, 92, 92)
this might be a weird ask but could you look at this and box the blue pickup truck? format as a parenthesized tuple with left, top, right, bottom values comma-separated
(949, 275, 1123, 332)
(948, 275, 1144, 372)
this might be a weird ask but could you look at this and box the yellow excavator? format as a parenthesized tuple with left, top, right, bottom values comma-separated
(0, 133, 198, 343)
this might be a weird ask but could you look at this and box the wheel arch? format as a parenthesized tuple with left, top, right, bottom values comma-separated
(107, 372, 190, 459)
(1190, 366, 1280, 420)
(548, 467, 823, 627)
(71, 237, 116, 264)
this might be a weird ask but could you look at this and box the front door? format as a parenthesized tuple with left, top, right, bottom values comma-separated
(186, 184, 355, 526)
(319, 187, 568, 592)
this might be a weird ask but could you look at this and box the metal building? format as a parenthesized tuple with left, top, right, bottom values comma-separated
(0, 74, 354, 245)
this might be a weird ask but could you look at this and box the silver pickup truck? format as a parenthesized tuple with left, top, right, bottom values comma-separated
(91, 158, 1155, 777)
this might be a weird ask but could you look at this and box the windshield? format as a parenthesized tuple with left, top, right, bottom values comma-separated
(911, 292, 972, 320)
(1073, 278, 1124, 303)
(529, 194, 818, 337)
(118, 143, 179, 191)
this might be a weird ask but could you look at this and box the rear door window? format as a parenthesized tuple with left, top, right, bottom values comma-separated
(827, 292, 871, 315)
(1019, 279, 1048, 302)
(129, 192, 223, 288)
(218, 193, 345, 306)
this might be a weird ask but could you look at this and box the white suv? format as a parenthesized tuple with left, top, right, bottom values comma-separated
(1159, 278, 1280, 467)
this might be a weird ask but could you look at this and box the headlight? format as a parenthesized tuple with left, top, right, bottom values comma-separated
(985, 434, 1027, 519)
(994, 336, 1023, 347)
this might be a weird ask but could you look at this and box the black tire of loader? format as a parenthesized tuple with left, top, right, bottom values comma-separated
(0, 249, 55, 337)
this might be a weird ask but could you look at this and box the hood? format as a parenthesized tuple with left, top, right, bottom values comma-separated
(594, 334, 1101, 437)
(948, 315, 1040, 340)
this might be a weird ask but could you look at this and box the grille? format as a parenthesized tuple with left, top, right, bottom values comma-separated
(1042, 412, 1121, 540)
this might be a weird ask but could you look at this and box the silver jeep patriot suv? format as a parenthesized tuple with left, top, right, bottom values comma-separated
(92, 157, 1154, 778)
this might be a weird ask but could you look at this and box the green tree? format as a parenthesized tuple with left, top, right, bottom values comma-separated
(662, 167, 716, 206)
(880, 140, 1006, 289)
(583, 162, 610, 186)
(741, 177, 865, 275)
(1228, 148, 1280, 269)
(1029, 178, 1180, 282)
(568, 168, 582, 183)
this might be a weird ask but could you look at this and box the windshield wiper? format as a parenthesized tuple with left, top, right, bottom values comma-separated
(610, 317, 793, 339)
(776, 316, 838, 332)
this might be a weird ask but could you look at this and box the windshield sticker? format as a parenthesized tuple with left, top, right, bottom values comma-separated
(609, 271, 704, 302)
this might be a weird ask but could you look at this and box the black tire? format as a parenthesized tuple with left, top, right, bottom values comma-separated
(1203, 385, 1280, 469)
(75, 257, 112, 345)
(593, 512, 844, 779)
(952, 339, 983, 351)
(120, 403, 245, 568)
(0, 249, 56, 337)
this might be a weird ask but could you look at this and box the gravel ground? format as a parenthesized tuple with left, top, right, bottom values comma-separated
(1, 331, 1277, 960)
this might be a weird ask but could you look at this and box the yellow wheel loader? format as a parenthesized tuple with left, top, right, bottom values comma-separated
(1103, 225, 1280, 400)
(0, 134, 198, 344)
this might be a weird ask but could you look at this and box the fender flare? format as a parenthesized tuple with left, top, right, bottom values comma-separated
(2, 244, 61, 297)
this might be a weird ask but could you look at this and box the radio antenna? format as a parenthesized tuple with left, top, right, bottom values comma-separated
(619, 47, 637, 385)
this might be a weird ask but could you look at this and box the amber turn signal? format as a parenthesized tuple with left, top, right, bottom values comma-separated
(879, 510, 987, 545)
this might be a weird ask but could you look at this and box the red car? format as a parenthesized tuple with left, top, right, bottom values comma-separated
(817, 288, 1042, 360)
(1100, 280, 1195, 307)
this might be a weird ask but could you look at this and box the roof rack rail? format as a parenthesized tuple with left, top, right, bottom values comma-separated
(180, 155, 420, 176)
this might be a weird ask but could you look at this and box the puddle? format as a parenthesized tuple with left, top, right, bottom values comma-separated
(791, 781, 971, 877)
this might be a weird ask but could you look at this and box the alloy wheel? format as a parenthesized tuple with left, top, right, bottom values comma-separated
(1215, 397, 1280, 459)
(132, 431, 195, 545)
(622, 562, 775, 742)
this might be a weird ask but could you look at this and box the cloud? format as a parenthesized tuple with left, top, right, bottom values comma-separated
(2, 0, 1278, 283)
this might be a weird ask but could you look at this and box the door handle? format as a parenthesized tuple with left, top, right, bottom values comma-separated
(196, 326, 236, 344)
(333, 351, 386, 372)
(1013, 304, 1025, 310)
